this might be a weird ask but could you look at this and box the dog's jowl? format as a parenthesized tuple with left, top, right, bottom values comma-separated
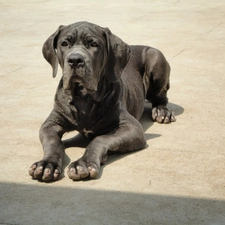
(29, 21, 176, 182)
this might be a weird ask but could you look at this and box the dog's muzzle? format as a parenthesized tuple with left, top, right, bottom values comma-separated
(63, 53, 86, 92)
(67, 53, 85, 72)
(63, 52, 97, 97)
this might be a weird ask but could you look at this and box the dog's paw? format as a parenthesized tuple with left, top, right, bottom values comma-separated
(152, 105, 176, 124)
(67, 158, 100, 181)
(29, 160, 62, 182)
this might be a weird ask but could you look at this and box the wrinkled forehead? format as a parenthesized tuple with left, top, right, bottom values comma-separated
(60, 23, 104, 40)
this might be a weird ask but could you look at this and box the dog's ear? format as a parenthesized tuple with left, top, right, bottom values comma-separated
(104, 28, 131, 83)
(42, 25, 65, 78)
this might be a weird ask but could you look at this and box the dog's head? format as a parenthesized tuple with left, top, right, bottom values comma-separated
(42, 21, 130, 97)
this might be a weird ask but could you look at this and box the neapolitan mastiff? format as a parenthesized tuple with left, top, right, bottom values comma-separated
(29, 21, 176, 182)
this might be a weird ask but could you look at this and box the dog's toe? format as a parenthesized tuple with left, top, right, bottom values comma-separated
(152, 106, 176, 124)
(68, 159, 99, 181)
(67, 165, 89, 180)
(88, 166, 98, 178)
(29, 160, 61, 182)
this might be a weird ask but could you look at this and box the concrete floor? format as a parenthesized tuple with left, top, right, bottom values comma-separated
(0, 0, 225, 224)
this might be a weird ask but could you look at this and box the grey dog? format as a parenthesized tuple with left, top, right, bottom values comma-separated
(29, 21, 176, 182)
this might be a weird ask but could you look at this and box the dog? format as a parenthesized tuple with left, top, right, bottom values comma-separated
(29, 21, 176, 182)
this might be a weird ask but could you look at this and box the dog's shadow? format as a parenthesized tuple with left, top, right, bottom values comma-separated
(62, 102, 184, 180)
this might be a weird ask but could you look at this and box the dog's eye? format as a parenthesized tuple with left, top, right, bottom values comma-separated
(61, 41, 68, 47)
(91, 42, 98, 47)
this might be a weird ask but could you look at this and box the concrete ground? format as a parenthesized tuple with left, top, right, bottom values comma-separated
(0, 0, 225, 224)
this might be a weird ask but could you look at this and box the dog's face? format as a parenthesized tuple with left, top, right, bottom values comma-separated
(57, 23, 107, 96)
(42, 21, 131, 98)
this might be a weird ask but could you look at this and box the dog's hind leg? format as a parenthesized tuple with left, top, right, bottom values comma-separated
(144, 48, 176, 123)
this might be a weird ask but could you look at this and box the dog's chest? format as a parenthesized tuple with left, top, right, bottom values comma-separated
(69, 98, 108, 137)
(56, 88, 118, 138)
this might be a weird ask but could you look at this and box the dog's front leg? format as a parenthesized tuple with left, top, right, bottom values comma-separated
(67, 112, 146, 180)
(29, 111, 67, 182)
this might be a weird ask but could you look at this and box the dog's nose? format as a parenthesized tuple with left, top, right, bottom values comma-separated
(67, 53, 85, 68)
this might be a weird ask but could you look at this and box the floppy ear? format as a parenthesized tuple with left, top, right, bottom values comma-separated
(42, 25, 65, 78)
(104, 28, 131, 83)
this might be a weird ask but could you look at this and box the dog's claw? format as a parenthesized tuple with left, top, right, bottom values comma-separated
(67, 159, 99, 181)
(29, 160, 61, 182)
(88, 166, 98, 178)
(152, 105, 176, 123)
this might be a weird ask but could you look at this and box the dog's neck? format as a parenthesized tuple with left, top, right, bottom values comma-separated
(88, 78, 120, 104)
(58, 76, 120, 106)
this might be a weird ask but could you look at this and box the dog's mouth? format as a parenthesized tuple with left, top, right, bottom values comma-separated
(63, 64, 98, 98)
(69, 82, 95, 97)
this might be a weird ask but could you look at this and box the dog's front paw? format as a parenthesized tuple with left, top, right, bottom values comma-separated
(152, 105, 176, 124)
(67, 158, 100, 181)
(29, 160, 62, 182)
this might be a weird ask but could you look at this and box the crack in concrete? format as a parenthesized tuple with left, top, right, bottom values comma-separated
(0, 66, 27, 77)
(207, 22, 223, 34)
(169, 49, 186, 61)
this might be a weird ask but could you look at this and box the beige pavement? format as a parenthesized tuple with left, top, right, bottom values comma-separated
(0, 0, 225, 224)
